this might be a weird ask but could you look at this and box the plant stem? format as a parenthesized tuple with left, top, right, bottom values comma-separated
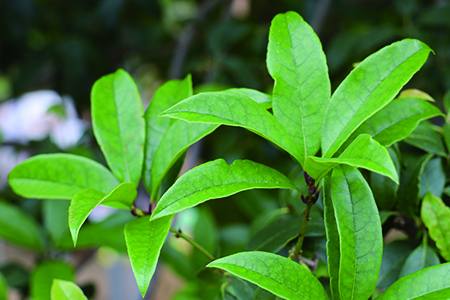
(169, 227, 215, 261)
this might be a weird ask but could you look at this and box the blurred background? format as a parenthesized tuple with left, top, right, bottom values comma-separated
(0, 0, 449, 299)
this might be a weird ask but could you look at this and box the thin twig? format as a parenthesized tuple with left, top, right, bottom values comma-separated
(169, 227, 215, 261)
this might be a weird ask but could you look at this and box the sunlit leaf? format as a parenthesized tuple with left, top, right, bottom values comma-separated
(51, 279, 87, 300)
(30, 261, 75, 300)
(225, 88, 272, 109)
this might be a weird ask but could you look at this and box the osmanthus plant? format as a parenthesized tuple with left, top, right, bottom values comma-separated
(5, 11, 450, 300)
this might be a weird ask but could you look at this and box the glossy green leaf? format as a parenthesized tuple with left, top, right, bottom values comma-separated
(267, 11, 330, 165)
(43, 200, 71, 248)
(346, 97, 443, 148)
(377, 241, 415, 287)
(305, 134, 398, 183)
(404, 121, 446, 156)
(225, 88, 272, 109)
(330, 165, 383, 300)
(419, 157, 445, 198)
(0, 200, 45, 251)
(151, 121, 218, 199)
(160, 92, 302, 163)
(207, 252, 328, 300)
(8, 154, 119, 199)
(69, 182, 137, 245)
(30, 261, 75, 300)
(91, 68, 145, 184)
(0, 272, 7, 300)
(51, 279, 87, 300)
(124, 215, 172, 297)
(322, 39, 432, 158)
(421, 192, 450, 261)
(376, 263, 450, 299)
(397, 154, 432, 217)
(151, 159, 296, 220)
(143, 75, 193, 194)
(371, 147, 400, 210)
(399, 244, 440, 278)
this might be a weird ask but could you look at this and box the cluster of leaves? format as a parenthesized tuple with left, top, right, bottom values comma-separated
(4, 10, 450, 300)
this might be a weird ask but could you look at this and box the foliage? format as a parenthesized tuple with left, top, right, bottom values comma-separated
(3, 8, 450, 300)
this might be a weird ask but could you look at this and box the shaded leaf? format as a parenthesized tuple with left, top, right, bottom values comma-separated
(51, 279, 88, 300)
(151, 159, 295, 220)
(377, 241, 415, 287)
(30, 261, 75, 300)
(404, 121, 446, 156)
(399, 244, 440, 277)
(207, 251, 328, 300)
(192, 207, 218, 268)
(267, 11, 330, 165)
(91, 68, 145, 184)
(322, 39, 432, 158)
(124, 215, 172, 297)
(160, 92, 302, 164)
(419, 157, 445, 198)
(43, 200, 71, 248)
(371, 147, 400, 210)
(8, 154, 119, 199)
(421, 192, 450, 261)
(230, 276, 256, 300)
(0, 272, 7, 300)
(379, 211, 398, 225)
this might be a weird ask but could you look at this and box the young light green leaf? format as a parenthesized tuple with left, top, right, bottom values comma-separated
(377, 241, 415, 288)
(421, 192, 450, 261)
(398, 89, 435, 101)
(160, 92, 302, 164)
(225, 88, 272, 109)
(51, 279, 88, 300)
(267, 11, 330, 165)
(31, 261, 75, 300)
(151, 121, 218, 199)
(207, 251, 329, 300)
(143, 75, 193, 194)
(69, 182, 137, 246)
(419, 157, 445, 198)
(151, 159, 296, 220)
(404, 121, 446, 156)
(0, 272, 7, 300)
(124, 215, 172, 297)
(345, 97, 443, 148)
(376, 263, 450, 299)
(91, 68, 145, 184)
(305, 134, 398, 183)
(8, 154, 119, 199)
(330, 165, 383, 300)
(322, 39, 432, 158)
(399, 244, 440, 278)
(0, 200, 45, 251)
(397, 154, 433, 217)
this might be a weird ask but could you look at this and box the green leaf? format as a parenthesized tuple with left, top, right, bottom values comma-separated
(371, 147, 400, 210)
(329, 165, 383, 300)
(91, 69, 145, 184)
(151, 121, 218, 199)
(192, 207, 219, 268)
(345, 97, 443, 148)
(305, 134, 398, 183)
(230, 276, 256, 300)
(225, 88, 272, 109)
(398, 89, 435, 101)
(51, 279, 87, 300)
(160, 92, 302, 164)
(160, 244, 195, 280)
(397, 154, 432, 217)
(404, 121, 446, 156)
(421, 192, 450, 261)
(151, 159, 296, 220)
(8, 154, 119, 199)
(399, 244, 440, 278)
(207, 251, 329, 300)
(376, 263, 450, 299)
(267, 11, 330, 165)
(442, 123, 450, 153)
(43, 200, 71, 248)
(69, 182, 137, 245)
(379, 211, 398, 225)
(322, 39, 432, 158)
(0, 200, 45, 251)
(124, 215, 172, 297)
(419, 157, 445, 198)
(377, 241, 415, 287)
(30, 261, 75, 300)
(0, 272, 7, 300)
(143, 75, 193, 194)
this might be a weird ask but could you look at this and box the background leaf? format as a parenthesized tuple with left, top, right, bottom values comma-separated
(152, 159, 295, 220)
(160, 92, 302, 163)
(376, 263, 450, 299)
(0, 200, 45, 251)
(421, 192, 450, 261)
(51, 279, 87, 300)
(322, 39, 432, 158)
(230, 276, 256, 300)
(0, 272, 7, 300)
(43, 200, 71, 248)
(399, 244, 440, 278)
(419, 157, 445, 198)
(377, 241, 415, 288)
(30, 261, 75, 300)
(371, 147, 400, 210)
(207, 251, 329, 300)
(404, 121, 446, 156)
(143, 75, 193, 194)
(91, 68, 145, 184)
(124, 215, 172, 297)
(267, 11, 330, 165)
(8, 154, 119, 199)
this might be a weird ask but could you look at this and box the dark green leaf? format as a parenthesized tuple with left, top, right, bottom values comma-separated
(192, 207, 218, 268)
(404, 121, 446, 156)
(419, 157, 445, 198)
(377, 241, 415, 287)
(151, 159, 295, 220)
(51, 279, 88, 300)
(91, 68, 145, 184)
(30, 261, 75, 300)
(371, 147, 400, 210)
(0, 272, 7, 300)
(399, 244, 440, 277)
(8, 154, 119, 199)
(43, 200, 71, 248)
(230, 276, 256, 300)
